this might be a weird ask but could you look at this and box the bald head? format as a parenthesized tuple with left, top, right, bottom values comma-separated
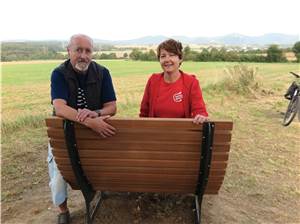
(67, 34, 94, 73)
(68, 34, 94, 49)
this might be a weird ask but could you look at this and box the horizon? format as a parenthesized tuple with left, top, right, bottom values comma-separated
(2, 33, 299, 43)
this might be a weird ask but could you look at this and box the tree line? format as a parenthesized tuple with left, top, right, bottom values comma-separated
(2, 41, 300, 62)
(129, 42, 300, 63)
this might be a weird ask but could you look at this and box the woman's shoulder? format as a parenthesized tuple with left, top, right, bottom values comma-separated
(181, 71, 198, 82)
(148, 73, 163, 82)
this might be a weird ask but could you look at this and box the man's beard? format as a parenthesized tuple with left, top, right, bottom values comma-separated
(74, 61, 90, 72)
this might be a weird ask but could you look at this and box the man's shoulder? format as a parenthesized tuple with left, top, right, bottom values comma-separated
(51, 62, 69, 84)
(53, 59, 70, 73)
(51, 68, 64, 79)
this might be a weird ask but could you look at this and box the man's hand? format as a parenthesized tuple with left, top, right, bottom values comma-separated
(77, 108, 98, 122)
(85, 115, 116, 138)
(193, 114, 209, 124)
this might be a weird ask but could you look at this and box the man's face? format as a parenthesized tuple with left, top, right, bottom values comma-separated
(68, 36, 93, 72)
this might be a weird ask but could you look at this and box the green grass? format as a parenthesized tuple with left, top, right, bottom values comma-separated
(3, 60, 299, 86)
(2, 60, 299, 128)
(2, 60, 300, 223)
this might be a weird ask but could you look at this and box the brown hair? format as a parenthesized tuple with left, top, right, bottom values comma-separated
(157, 39, 183, 60)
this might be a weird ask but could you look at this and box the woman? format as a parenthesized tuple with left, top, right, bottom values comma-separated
(139, 39, 208, 123)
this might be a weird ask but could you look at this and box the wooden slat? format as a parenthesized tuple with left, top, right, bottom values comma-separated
(46, 117, 233, 130)
(61, 178, 222, 193)
(45, 117, 64, 128)
(61, 173, 223, 188)
(61, 172, 224, 183)
(58, 165, 226, 177)
(48, 128, 201, 142)
(50, 139, 231, 153)
(46, 117, 232, 195)
(52, 149, 228, 162)
(63, 180, 222, 194)
(47, 128, 231, 143)
(54, 158, 228, 170)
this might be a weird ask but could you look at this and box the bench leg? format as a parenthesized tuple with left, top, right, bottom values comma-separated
(84, 191, 103, 224)
(193, 194, 202, 224)
(63, 120, 103, 223)
(194, 122, 215, 224)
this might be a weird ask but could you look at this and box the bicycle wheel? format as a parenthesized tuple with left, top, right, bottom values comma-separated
(282, 92, 299, 126)
(298, 96, 300, 121)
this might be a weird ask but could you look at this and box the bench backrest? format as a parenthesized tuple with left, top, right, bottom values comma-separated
(46, 117, 232, 195)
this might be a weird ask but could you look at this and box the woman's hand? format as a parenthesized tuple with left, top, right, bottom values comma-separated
(193, 114, 209, 124)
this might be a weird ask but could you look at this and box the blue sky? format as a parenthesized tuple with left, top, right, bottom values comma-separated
(1, 0, 299, 41)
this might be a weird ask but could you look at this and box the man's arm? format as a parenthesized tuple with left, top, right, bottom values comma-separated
(98, 101, 117, 116)
(53, 99, 116, 138)
(76, 101, 116, 121)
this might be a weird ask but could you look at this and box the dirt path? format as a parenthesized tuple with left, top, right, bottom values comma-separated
(2, 182, 239, 224)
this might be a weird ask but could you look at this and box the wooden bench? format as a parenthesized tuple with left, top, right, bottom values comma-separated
(46, 117, 233, 224)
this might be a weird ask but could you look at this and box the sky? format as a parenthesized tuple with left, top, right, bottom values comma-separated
(1, 0, 299, 41)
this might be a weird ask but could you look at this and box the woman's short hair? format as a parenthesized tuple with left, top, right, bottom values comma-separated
(157, 39, 183, 60)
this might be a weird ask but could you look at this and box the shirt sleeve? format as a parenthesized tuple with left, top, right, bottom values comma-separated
(139, 77, 151, 117)
(101, 68, 116, 103)
(50, 70, 68, 102)
(190, 78, 208, 117)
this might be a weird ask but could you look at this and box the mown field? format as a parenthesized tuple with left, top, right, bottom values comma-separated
(2, 60, 300, 223)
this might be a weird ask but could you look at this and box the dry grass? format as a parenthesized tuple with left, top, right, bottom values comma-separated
(1, 61, 300, 223)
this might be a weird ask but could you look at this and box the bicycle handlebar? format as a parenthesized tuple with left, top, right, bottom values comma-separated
(290, 72, 300, 78)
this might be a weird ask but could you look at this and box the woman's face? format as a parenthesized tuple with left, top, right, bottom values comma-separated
(159, 49, 182, 74)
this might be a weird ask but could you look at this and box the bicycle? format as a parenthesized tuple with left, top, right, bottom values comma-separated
(282, 72, 300, 126)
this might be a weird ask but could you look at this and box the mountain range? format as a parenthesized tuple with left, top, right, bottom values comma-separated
(94, 33, 299, 46)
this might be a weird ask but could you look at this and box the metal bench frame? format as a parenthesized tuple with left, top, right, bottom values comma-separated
(63, 120, 215, 224)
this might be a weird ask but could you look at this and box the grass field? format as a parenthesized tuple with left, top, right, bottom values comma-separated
(2, 60, 300, 223)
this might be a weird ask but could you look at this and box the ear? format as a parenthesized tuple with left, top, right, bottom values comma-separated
(67, 47, 71, 56)
(179, 58, 183, 65)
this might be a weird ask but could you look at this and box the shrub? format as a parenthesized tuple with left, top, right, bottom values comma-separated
(205, 64, 260, 96)
(224, 64, 260, 94)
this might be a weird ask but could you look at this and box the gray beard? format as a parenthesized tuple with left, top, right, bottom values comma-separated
(74, 62, 89, 72)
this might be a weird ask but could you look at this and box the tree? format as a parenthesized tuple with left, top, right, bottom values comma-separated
(183, 46, 199, 61)
(129, 49, 142, 60)
(292, 41, 300, 62)
(197, 49, 210, 61)
(183, 46, 191, 56)
(148, 49, 157, 61)
(266, 45, 285, 62)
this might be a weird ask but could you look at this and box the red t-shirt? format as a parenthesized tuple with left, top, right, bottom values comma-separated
(154, 76, 185, 118)
(140, 71, 208, 118)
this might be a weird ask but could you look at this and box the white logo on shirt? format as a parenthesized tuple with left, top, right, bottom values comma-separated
(173, 91, 183, 102)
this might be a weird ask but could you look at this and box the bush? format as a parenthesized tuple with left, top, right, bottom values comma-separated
(224, 64, 260, 94)
(205, 64, 260, 96)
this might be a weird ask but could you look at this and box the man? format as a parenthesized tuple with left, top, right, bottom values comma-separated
(48, 34, 117, 224)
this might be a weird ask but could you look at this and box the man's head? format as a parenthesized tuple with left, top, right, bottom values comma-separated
(67, 34, 93, 73)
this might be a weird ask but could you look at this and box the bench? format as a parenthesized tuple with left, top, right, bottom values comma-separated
(45, 117, 233, 224)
